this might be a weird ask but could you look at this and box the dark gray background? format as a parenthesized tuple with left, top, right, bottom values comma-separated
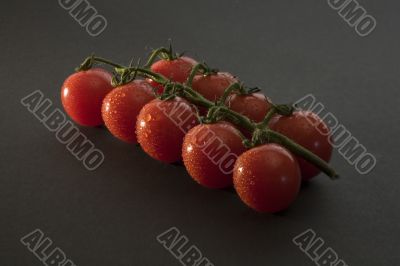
(1, 0, 399, 265)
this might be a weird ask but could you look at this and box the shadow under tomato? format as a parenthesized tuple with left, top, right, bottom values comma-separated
(171, 161, 184, 167)
(221, 186, 236, 194)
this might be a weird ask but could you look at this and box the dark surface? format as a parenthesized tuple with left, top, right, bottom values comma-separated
(1, 0, 399, 265)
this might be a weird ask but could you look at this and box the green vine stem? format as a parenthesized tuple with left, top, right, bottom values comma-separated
(218, 83, 243, 104)
(257, 103, 294, 128)
(186, 63, 207, 86)
(76, 56, 124, 71)
(185, 63, 218, 86)
(76, 55, 338, 179)
(143, 45, 177, 68)
(258, 106, 278, 128)
(268, 130, 338, 178)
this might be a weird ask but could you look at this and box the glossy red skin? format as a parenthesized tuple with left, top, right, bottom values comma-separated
(146, 56, 197, 93)
(192, 72, 237, 102)
(233, 144, 301, 213)
(101, 80, 155, 143)
(226, 93, 272, 123)
(270, 111, 333, 181)
(61, 68, 113, 126)
(182, 122, 246, 189)
(226, 92, 273, 137)
(136, 97, 199, 163)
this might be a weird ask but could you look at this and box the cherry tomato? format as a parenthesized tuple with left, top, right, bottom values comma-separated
(192, 72, 237, 102)
(233, 144, 301, 213)
(101, 80, 155, 143)
(61, 68, 113, 126)
(270, 111, 333, 181)
(226, 93, 272, 122)
(136, 97, 199, 163)
(146, 56, 197, 92)
(182, 122, 246, 189)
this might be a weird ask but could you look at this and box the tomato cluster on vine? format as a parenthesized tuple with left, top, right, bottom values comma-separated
(60, 46, 336, 213)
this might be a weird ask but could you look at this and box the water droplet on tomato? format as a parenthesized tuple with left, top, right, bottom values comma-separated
(145, 114, 152, 121)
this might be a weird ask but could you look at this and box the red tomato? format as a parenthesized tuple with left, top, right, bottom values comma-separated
(101, 80, 155, 143)
(146, 56, 197, 93)
(226, 93, 272, 122)
(233, 144, 301, 213)
(192, 72, 237, 102)
(182, 122, 246, 189)
(61, 68, 113, 126)
(136, 97, 199, 163)
(270, 111, 333, 181)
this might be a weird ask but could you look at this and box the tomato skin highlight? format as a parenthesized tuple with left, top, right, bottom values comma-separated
(61, 68, 113, 126)
(136, 97, 199, 163)
(182, 122, 246, 189)
(101, 80, 155, 143)
(233, 144, 301, 213)
(146, 56, 197, 92)
(270, 111, 333, 181)
(192, 72, 237, 102)
(226, 93, 272, 123)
